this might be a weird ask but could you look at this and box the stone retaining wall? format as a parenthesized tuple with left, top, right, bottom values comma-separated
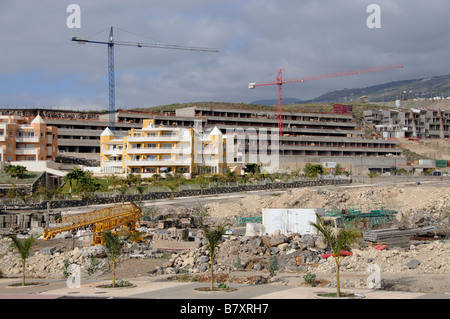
(3, 179, 348, 228)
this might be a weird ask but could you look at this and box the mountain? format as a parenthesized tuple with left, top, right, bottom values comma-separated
(251, 74, 450, 105)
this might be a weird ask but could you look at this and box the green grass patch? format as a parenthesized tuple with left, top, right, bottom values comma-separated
(0, 171, 41, 185)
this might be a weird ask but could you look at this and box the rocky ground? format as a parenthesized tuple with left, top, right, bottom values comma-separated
(0, 181, 449, 295)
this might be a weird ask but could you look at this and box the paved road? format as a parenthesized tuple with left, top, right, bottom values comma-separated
(1, 276, 449, 300)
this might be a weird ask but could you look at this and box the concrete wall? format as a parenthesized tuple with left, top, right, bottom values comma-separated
(279, 155, 407, 175)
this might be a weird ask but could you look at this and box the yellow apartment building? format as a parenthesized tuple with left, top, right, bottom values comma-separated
(0, 114, 58, 162)
(100, 119, 227, 176)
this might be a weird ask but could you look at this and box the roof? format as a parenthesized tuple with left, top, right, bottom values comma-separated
(101, 127, 114, 137)
(209, 126, 222, 136)
(31, 114, 45, 124)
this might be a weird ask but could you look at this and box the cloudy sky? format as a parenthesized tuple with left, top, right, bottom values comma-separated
(1, 0, 449, 111)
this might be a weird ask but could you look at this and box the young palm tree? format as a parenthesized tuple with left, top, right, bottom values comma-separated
(36, 183, 61, 213)
(333, 164, 344, 186)
(196, 175, 209, 196)
(9, 234, 39, 286)
(200, 222, 229, 290)
(165, 180, 181, 200)
(102, 230, 125, 288)
(309, 214, 360, 297)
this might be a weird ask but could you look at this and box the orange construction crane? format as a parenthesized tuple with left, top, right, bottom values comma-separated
(248, 65, 404, 135)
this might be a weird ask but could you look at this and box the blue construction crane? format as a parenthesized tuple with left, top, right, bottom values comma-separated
(72, 26, 218, 132)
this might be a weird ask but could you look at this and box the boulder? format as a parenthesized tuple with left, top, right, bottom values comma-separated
(407, 259, 420, 269)
(199, 256, 210, 263)
(87, 245, 107, 258)
(269, 234, 287, 247)
(40, 247, 56, 255)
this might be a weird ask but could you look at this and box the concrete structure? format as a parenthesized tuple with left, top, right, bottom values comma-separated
(364, 108, 450, 139)
(0, 114, 58, 162)
(100, 119, 227, 176)
(262, 208, 324, 236)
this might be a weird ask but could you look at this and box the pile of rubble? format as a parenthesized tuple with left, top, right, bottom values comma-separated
(204, 185, 450, 230)
(0, 236, 160, 279)
(151, 227, 450, 279)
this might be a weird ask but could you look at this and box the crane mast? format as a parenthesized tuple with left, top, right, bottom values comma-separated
(249, 65, 404, 135)
(72, 26, 218, 132)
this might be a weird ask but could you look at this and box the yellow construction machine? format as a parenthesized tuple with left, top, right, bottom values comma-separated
(42, 202, 143, 246)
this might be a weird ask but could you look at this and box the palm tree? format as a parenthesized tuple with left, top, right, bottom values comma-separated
(63, 167, 86, 193)
(9, 234, 39, 286)
(117, 179, 132, 204)
(4, 164, 27, 180)
(333, 164, 344, 186)
(343, 170, 352, 185)
(36, 182, 61, 213)
(266, 173, 279, 190)
(200, 222, 229, 290)
(102, 230, 125, 288)
(210, 174, 224, 194)
(165, 180, 181, 200)
(76, 173, 102, 207)
(309, 214, 360, 297)
(195, 175, 209, 196)
(368, 172, 379, 184)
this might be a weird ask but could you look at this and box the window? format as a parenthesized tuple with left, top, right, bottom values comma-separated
(162, 155, 171, 161)
(162, 143, 172, 149)
(147, 143, 156, 149)
(146, 155, 156, 161)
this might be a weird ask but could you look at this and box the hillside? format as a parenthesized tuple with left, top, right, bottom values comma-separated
(251, 74, 450, 105)
(131, 100, 450, 165)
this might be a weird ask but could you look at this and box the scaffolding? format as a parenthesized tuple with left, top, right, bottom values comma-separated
(324, 203, 399, 229)
(42, 202, 142, 245)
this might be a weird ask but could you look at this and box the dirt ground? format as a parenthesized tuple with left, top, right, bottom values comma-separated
(6, 180, 450, 295)
(398, 138, 450, 161)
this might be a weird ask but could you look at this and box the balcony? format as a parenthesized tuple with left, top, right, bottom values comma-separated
(14, 149, 39, 156)
(15, 137, 40, 143)
(126, 158, 191, 166)
(126, 147, 191, 155)
(102, 160, 123, 168)
(127, 135, 190, 143)
(102, 149, 124, 156)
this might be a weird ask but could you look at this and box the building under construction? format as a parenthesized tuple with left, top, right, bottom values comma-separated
(0, 106, 405, 174)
